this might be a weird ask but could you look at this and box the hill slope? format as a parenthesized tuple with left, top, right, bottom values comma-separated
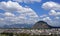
(33, 21, 51, 29)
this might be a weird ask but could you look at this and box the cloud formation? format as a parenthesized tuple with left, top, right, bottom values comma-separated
(0, 1, 39, 25)
(42, 1, 60, 11)
(42, 1, 60, 27)
(49, 10, 60, 16)
(42, 17, 51, 21)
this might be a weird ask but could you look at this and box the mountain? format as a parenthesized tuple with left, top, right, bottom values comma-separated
(2, 24, 34, 28)
(32, 21, 52, 29)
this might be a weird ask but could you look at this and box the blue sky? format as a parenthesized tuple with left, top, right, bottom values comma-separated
(0, 0, 60, 27)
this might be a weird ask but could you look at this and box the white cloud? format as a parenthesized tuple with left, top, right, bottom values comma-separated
(4, 12, 15, 17)
(55, 17, 60, 19)
(40, 14, 47, 18)
(0, 1, 39, 25)
(0, 1, 23, 12)
(12, 0, 41, 3)
(42, 1, 60, 11)
(42, 17, 51, 21)
(49, 10, 60, 16)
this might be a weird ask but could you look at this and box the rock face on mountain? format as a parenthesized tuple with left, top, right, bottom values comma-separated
(33, 21, 51, 29)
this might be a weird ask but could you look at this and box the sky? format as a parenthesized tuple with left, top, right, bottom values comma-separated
(0, 0, 60, 27)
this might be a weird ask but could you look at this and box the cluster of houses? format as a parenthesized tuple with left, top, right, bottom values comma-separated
(0, 29, 60, 36)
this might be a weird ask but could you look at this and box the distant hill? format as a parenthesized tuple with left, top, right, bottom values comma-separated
(32, 21, 51, 29)
(0, 24, 34, 28)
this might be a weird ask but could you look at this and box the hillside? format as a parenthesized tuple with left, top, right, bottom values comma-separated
(33, 21, 51, 29)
